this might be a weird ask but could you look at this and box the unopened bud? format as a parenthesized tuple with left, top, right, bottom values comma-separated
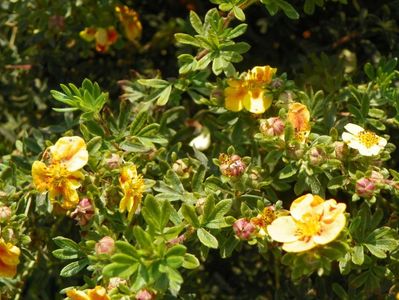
(195, 198, 206, 215)
(108, 277, 127, 290)
(309, 147, 324, 166)
(136, 289, 155, 300)
(260, 117, 285, 137)
(334, 141, 347, 160)
(0, 206, 11, 221)
(70, 198, 94, 226)
(233, 218, 255, 240)
(356, 178, 375, 198)
(219, 154, 246, 177)
(106, 154, 120, 169)
(172, 159, 189, 176)
(95, 236, 115, 255)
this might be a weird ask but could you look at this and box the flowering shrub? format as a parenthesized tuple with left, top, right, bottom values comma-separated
(1, 0, 399, 299)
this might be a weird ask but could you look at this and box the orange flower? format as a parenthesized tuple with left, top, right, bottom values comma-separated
(115, 5, 142, 42)
(0, 238, 20, 278)
(119, 165, 145, 219)
(224, 66, 276, 114)
(80, 27, 97, 42)
(32, 136, 88, 210)
(287, 102, 310, 142)
(67, 286, 110, 300)
(95, 27, 118, 52)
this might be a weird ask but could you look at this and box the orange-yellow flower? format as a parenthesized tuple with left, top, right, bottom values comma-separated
(67, 286, 110, 300)
(80, 27, 97, 42)
(267, 194, 346, 252)
(32, 136, 88, 210)
(224, 65, 276, 114)
(119, 165, 145, 219)
(287, 102, 311, 142)
(80, 27, 118, 52)
(115, 5, 142, 42)
(0, 238, 20, 278)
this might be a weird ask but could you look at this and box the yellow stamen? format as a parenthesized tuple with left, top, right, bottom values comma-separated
(358, 131, 379, 148)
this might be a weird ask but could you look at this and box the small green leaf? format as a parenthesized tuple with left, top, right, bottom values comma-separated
(278, 164, 297, 179)
(102, 262, 139, 278)
(181, 204, 200, 228)
(60, 258, 89, 277)
(232, 6, 245, 21)
(275, 0, 299, 19)
(197, 228, 218, 249)
(182, 253, 200, 269)
(189, 11, 203, 34)
(52, 249, 80, 260)
(156, 85, 172, 106)
(53, 237, 79, 251)
(352, 245, 364, 265)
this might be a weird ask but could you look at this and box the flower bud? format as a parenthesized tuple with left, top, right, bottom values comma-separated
(309, 147, 324, 166)
(172, 159, 189, 176)
(233, 218, 255, 240)
(195, 198, 206, 215)
(356, 178, 375, 198)
(70, 198, 94, 226)
(136, 289, 155, 300)
(95, 236, 115, 255)
(219, 154, 246, 177)
(0, 206, 11, 222)
(260, 117, 285, 137)
(334, 141, 347, 160)
(106, 154, 121, 169)
(270, 78, 283, 89)
(108, 277, 127, 290)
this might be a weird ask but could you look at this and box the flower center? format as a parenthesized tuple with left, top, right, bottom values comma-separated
(357, 131, 379, 148)
(48, 163, 70, 184)
(296, 213, 321, 238)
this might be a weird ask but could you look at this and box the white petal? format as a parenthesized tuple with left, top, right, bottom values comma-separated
(267, 216, 299, 243)
(342, 132, 355, 143)
(344, 123, 364, 135)
(313, 214, 346, 245)
(357, 144, 376, 156)
(378, 136, 387, 147)
(364, 145, 383, 156)
(282, 239, 317, 253)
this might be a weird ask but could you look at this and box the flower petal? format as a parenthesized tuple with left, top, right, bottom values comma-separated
(344, 123, 364, 135)
(32, 161, 50, 192)
(49, 136, 88, 171)
(341, 132, 355, 143)
(290, 194, 323, 220)
(267, 216, 298, 243)
(282, 239, 317, 253)
(313, 214, 346, 245)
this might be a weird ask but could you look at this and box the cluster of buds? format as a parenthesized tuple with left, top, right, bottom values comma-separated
(259, 117, 285, 137)
(80, 27, 118, 52)
(95, 236, 115, 255)
(219, 154, 246, 177)
(70, 198, 94, 226)
(233, 218, 255, 240)
(355, 171, 396, 198)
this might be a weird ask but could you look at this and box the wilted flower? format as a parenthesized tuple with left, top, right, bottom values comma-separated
(115, 5, 142, 42)
(342, 123, 387, 156)
(106, 153, 120, 169)
(250, 206, 276, 237)
(233, 218, 255, 240)
(356, 177, 376, 198)
(219, 154, 246, 177)
(172, 159, 189, 176)
(308, 147, 325, 165)
(287, 102, 311, 143)
(0, 206, 11, 221)
(260, 117, 285, 137)
(95, 236, 115, 255)
(119, 164, 145, 219)
(267, 194, 346, 252)
(334, 141, 347, 160)
(136, 289, 155, 300)
(189, 127, 211, 151)
(32, 136, 88, 210)
(224, 66, 276, 114)
(108, 277, 127, 290)
(67, 286, 110, 300)
(0, 238, 20, 277)
(70, 198, 94, 226)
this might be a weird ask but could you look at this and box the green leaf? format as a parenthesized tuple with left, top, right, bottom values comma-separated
(112, 253, 137, 264)
(197, 228, 218, 249)
(181, 204, 200, 228)
(156, 85, 172, 106)
(130, 110, 148, 135)
(138, 79, 169, 88)
(191, 164, 206, 192)
(102, 262, 139, 278)
(52, 249, 80, 260)
(60, 258, 89, 277)
(174, 33, 201, 47)
(364, 62, 375, 80)
(275, 0, 299, 19)
(189, 11, 203, 34)
(228, 24, 248, 39)
(133, 226, 153, 249)
(351, 245, 364, 265)
(53, 237, 79, 251)
(232, 6, 245, 21)
(278, 164, 297, 179)
(115, 241, 139, 258)
(182, 253, 200, 269)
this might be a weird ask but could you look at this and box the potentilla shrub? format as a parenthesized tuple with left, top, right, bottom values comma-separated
(1, 1, 399, 300)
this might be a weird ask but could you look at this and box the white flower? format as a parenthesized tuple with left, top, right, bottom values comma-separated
(342, 123, 387, 156)
(189, 127, 211, 151)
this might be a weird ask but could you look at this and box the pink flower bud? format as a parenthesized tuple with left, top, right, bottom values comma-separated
(108, 277, 127, 290)
(95, 236, 115, 255)
(219, 154, 246, 177)
(0, 206, 11, 221)
(233, 218, 255, 240)
(70, 198, 94, 226)
(260, 117, 285, 137)
(309, 147, 324, 165)
(106, 154, 120, 169)
(136, 289, 155, 300)
(334, 141, 347, 160)
(356, 178, 376, 198)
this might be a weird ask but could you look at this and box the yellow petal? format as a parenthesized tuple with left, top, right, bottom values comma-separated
(267, 216, 298, 243)
(87, 286, 110, 300)
(32, 161, 50, 192)
(49, 136, 88, 171)
(246, 66, 277, 84)
(313, 214, 346, 245)
(79, 28, 96, 42)
(67, 289, 90, 300)
(287, 102, 311, 135)
(244, 89, 272, 114)
(0, 260, 17, 277)
(290, 194, 324, 221)
(224, 84, 248, 112)
(282, 239, 317, 253)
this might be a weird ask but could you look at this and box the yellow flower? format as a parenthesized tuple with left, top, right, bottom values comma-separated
(115, 5, 142, 42)
(95, 27, 118, 53)
(32, 136, 88, 210)
(342, 123, 387, 156)
(0, 238, 20, 278)
(119, 165, 145, 219)
(267, 194, 346, 252)
(224, 66, 276, 114)
(250, 206, 276, 237)
(287, 102, 311, 142)
(80, 27, 97, 42)
(67, 286, 110, 300)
